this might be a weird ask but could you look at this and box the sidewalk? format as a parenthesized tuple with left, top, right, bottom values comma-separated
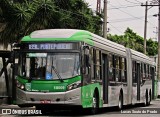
(155, 98, 160, 101)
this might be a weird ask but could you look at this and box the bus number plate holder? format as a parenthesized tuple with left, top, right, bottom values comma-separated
(40, 100, 51, 104)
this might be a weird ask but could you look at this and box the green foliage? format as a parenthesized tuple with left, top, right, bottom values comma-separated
(0, 0, 34, 46)
(146, 38, 158, 56)
(0, 0, 102, 47)
(107, 28, 158, 56)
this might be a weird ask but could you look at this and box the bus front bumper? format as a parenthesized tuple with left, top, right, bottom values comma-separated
(16, 88, 81, 106)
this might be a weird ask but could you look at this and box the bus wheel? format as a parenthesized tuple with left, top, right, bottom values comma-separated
(143, 91, 148, 106)
(118, 93, 123, 110)
(148, 91, 151, 105)
(90, 92, 99, 114)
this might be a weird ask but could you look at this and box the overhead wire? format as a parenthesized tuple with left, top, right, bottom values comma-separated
(56, 0, 157, 34)
(108, 4, 140, 10)
(108, 23, 124, 34)
(109, 4, 156, 27)
(124, 0, 140, 4)
(134, 0, 142, 3)
(109, 4, 144, 21)
(108, 2, 157, 35)
(109, 15, 154, 23)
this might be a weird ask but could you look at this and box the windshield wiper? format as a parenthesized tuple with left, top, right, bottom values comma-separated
(52, 66, 63, 82)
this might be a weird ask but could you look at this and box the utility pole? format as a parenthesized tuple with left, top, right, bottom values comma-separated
(158, 0, 160, 81)
(103, 0, 107, 38)
(144, 1, 148, 55)
(153, 27, 158, 41)
(157, 0, 160, 98)
(141, 0, 160, 98)
(97, 0, 101, 14)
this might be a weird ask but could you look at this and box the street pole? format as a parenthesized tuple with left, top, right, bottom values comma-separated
(97, 0, 101, 14)
(103, 0, 107, 38)
(157, 0, 160, 97)
(141, 0, 160, 99)
(144, 1, 148, 55)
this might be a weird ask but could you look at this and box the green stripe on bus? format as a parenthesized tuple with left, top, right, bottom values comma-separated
(21, 31, 94, 46)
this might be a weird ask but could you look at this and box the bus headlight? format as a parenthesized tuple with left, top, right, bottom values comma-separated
(67, 81, 81, 91)
(20, 84, 25, 90)
(16, 80, 21, 88)
(16, 80, 25, 90)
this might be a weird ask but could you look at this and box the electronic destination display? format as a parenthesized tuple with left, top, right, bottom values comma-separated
(28, 43, 72, 50)
(21, 42, 80, 51)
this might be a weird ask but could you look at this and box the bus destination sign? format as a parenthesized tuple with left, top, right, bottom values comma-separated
(28, 43, 72, 50)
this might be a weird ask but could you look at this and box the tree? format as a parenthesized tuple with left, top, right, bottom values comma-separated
(0, 0, 34, 47)
(0, 0, 102, 47)
(146, 39, 158, 56)
(107, 28, 158, 56)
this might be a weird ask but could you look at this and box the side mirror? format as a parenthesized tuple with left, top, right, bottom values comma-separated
(12, 43, 21, 48)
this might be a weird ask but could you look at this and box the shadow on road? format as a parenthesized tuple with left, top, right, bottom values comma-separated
(21, 103, 153, 116)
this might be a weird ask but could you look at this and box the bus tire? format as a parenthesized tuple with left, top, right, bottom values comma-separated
(118, 93, 123, 110)
(143, 90, 148, 106)
(148, 90, 151, 105)
(90, 91, 99, 114)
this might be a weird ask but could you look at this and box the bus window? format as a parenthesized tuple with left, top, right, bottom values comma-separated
(121, 58, 125, 82)
(84, 46, 90, 68)
(124, 58, 127, 82)
(95, 50, 101, 80)
(108, 54, 114, 81)
(132, 61, 136, 83)
(20, 53, 47, 79)
(140, 63, 143, 84)
(149, 66, 151, 80)
(90, 48, 94, 80)
(34, 58, 46, 78)
(144, 64, 146, 79)
(146, 64, 148, 79)
(19, 52, 80, 80)
(115, 56, 120, 82)
(96, 50, 100, 65)
(148, 65, 150, 79)
(46, 53, 80, 80)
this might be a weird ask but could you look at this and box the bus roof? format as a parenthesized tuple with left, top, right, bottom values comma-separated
(130, 49, 155, 65)
(21, 29, 95, 45)
(21, 29, 126, 50)
(30, 29, 84, 39)
(21, 29, 155, 65)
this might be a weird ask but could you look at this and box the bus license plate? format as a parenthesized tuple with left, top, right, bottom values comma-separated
(40, 100, 51, 104)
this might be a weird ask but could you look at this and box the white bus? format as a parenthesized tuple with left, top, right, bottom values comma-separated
(15, 29, 156, 114)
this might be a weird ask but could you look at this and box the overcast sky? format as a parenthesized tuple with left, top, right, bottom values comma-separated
(85, 0, 158, 41)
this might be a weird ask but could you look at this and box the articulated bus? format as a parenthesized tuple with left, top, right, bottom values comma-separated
(15, 29, 156, 113)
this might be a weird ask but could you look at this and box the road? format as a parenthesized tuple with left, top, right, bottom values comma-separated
(0, 99, 160, 117)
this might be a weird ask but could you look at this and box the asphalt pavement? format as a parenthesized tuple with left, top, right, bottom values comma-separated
(0, 99, 160, 117)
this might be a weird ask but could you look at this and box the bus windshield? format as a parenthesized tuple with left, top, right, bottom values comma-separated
(19, 53, 80, 80)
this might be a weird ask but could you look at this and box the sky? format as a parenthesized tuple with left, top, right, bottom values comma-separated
(84, 0, 158, 41)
